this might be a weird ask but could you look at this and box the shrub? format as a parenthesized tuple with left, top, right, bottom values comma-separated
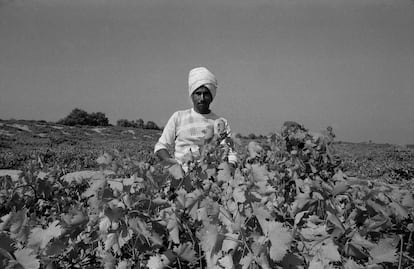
(116, 119, 134, 128)
(58, 108, 109, 126)
(248, 133, 257, 139)
(144, 120, 160, 130)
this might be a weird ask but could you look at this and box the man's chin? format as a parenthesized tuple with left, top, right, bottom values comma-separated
(195, 105, 210, 113)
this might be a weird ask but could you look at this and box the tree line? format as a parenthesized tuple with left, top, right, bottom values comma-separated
(57, 108, 161, 130)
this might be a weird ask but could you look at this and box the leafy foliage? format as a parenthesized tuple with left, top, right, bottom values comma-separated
(0, 122, 413, 269)
(57, 108, 109, 126)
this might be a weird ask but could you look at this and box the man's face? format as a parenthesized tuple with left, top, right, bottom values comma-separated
(191, 86, 212, 114)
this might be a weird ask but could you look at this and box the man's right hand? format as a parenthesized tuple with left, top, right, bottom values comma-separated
(161, 157, 179, 168)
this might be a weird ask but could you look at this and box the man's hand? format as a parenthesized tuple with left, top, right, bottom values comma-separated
(161, 157, 179, 168)
(156, 149, 178, 167)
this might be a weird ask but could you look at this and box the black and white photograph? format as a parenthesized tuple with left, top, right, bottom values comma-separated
(0, 0, 413, 268)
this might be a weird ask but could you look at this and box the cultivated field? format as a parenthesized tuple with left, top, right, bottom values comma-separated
(0, 119, 413, 269)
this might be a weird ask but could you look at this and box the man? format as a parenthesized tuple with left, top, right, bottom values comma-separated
(154, 67, 237, 170)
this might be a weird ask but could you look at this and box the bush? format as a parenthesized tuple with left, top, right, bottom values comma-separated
(248, 133, 257, 139)
(144, 120, 160, 130)
(116, 119, 134, 128)
(116, 118, 148, 129)
(57, 108, 109, 126)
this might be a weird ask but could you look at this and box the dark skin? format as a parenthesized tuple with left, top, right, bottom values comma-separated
(191, 86, 213, 114)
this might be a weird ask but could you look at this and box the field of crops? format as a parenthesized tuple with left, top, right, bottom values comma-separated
(0, 119, 413, 269)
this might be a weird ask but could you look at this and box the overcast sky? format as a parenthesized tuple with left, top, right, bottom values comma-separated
(0, 0, 413, 144)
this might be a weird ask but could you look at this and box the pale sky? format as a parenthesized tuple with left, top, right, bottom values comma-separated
(0, 0, 413, 144)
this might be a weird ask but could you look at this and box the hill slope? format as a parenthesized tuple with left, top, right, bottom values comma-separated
(1, 119, 413, 180)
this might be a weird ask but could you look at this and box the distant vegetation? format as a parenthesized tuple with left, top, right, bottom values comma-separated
(57, 108, 161, 130)
(116, 119, 161, 130)
(57, 108, 109, 126)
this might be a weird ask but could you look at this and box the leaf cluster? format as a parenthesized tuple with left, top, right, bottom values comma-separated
(0, 124, 413, 269)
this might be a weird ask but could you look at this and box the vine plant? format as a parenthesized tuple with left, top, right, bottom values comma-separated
(0, 124, 413, 269)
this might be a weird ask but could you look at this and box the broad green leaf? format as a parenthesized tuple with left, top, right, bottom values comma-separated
(97, 152, 113, 165)
(326, 211, 345, 234)
(82, 178, 107, 198)
(0, 232, 15, 253)
(62, 170, 112, 184)
(115, 260, 130, 269)
(13, 248, 40, 269)
(344, 242, 369, 260)
(147, 254, 170, 269)
(184, 189, 203, 213)
(256, 253, 271, 269)
(248, 141, 263, 159)
(294, 210, 308, 227)
(9, 209, 29, 242)
(0, 170, 22, 182)
(364, 215, 390, 233)
(0, 213, 12, 231)
(389, 201, 409, 220)
(217, 163, 231, 182)
(104, 232, 118, 252)
(402, 193, 414, 208)
(369, 238, 398, 264)
(300, 224, 328, 241)
(167, 214, 180, 244)
(175, 188, 187, 209)
(251, 235, 266, 256)
(218, 254, 233, 269)
(343, 258, 363, 269)
(350, 232, 375, 249)
(252, 202, 271, 229)
(291, 191, 311, 216)
(280, 253, 304, 269)
(267, 221, 292, 261)
(218, 207, 233, 232)
(232, 186, 246, 203)
(319, 241, 341, 262)
(45, 239, 67, 256)
(104, 206, 124, 223)
(254, 181, 275, 195)
(107, 180, 123, 193)
(366, 199, 392, 218)
(28, 220, 62, 249)
(222, 233, 239, 252)
(102, 251, 116, 269)
(61, 208, 88, 227)
(332, 182, 349, 196)
(308, 257, 324, 269)
(251, 164, 268, 182)
(168, 164, 184, 180)
(199, 224, 221, 256)
(128, 218, 151, 238)
(173, 242, 196, 263)
(99, 216, 111, 232)
(239, 253, 254, 269)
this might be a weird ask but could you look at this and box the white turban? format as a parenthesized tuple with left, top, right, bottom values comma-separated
(188, 67, 217, 100)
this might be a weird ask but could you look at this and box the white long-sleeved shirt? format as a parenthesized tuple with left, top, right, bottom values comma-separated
(154, 108, 237, 165)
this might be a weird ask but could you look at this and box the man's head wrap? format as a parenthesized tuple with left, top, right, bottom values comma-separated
(188, 67, 217, 100)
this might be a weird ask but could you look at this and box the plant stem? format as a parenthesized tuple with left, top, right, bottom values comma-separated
(398, 234, 403, 269)
(403, 253, 414, 263)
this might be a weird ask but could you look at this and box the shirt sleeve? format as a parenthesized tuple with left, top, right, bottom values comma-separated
(154, 112, 178, 154)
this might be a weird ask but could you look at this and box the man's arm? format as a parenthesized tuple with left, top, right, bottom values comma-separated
(154, 112, 179, 165)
